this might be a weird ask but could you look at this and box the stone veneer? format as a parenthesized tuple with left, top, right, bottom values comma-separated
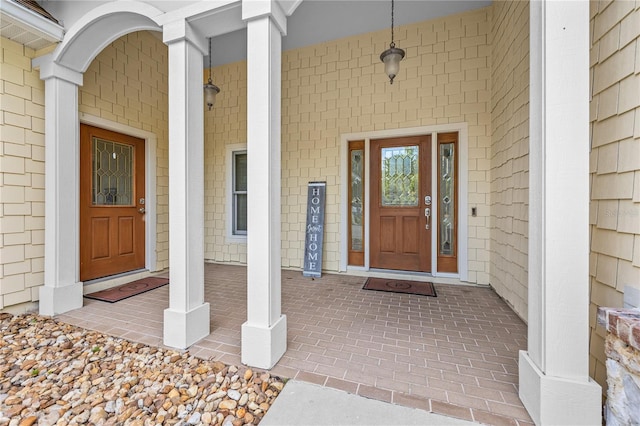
(597, 307, 640, 425)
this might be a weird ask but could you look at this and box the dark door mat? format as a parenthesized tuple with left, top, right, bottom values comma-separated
(84, 277, 169, 303)
(363, 277, 437, 297)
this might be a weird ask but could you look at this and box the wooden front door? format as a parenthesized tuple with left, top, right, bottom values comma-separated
(370, 136, 431, 272)
(80, 124, 146, 281)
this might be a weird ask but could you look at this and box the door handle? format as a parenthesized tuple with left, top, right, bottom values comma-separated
(139, 208, 146, 214)
(425, 207, 430, 230)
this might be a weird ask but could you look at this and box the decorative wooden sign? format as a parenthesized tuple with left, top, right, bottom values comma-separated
(303, 182, 326, 278)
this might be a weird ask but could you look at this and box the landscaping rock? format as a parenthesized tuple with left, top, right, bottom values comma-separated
(0, 314, 286, 425)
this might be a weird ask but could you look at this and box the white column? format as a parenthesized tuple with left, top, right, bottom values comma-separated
(162, 20, 210, 349)
(519, 2, 601, 424)
(34, 56, 84, 316)
(241, 1, 287, 369)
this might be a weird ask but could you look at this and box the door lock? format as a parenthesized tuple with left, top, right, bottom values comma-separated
(425, 207, 431, 230)
(425, 195, 431, 206)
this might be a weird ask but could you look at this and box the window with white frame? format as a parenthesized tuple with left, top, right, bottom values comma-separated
(232, 150, 247, 236)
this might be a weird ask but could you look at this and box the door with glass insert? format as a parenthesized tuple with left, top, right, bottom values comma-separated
(80, 124, 146, 281)
(370, 136, 431, 272)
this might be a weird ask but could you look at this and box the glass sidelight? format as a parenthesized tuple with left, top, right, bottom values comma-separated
(437, 133, 458, 272)
(348, 141, 365, 266)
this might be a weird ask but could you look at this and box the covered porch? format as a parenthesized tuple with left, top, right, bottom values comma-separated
(30, 0, 601, 422)
(58, 263, 532, 425)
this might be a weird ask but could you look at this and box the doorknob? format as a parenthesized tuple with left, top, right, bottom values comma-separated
(138, 208, 146, 214)
(425, 207, 431, 230)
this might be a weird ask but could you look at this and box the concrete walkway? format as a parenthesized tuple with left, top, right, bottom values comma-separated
(261, 381, 478, 425)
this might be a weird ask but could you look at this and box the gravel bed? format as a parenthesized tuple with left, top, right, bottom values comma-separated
(0, 313, 287, 425)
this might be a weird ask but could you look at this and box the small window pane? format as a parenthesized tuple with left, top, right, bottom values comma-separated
(235, 153, 247, 192)
(235, 194, 247, 233)
(232, 150, 248, 236)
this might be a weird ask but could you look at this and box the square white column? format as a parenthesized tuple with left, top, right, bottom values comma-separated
(35, 58, 84, 316)
(519, 1, 601, 424)
(163, 21, 210, 349)
(241, 9, 287, 369)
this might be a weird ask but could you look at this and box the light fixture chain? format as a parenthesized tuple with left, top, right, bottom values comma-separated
(208, 38, 213, 83)
(391, 0, 395, 47)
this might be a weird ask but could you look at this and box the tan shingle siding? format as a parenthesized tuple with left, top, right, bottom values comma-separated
(489, 0, 530, 319)
(589, 0, 640, 395)
(0, 37, 43, 313)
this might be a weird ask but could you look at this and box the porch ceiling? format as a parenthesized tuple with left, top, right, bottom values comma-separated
(210, 0, 492, 66)
(36, 0, 491, 67)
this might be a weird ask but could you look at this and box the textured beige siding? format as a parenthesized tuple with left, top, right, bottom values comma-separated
(204, 61, 248, 263)
(0, 37, 46, 313)
(1, 7, 496, 313)
(0, 31, 169, 313)
(79, 31, 169, 270)
(589, 0, 640, 393)
(489, 1, 529, 320)
(205, 8, 494, 283)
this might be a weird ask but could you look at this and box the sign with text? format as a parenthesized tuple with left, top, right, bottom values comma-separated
(303, 182, 326, 278)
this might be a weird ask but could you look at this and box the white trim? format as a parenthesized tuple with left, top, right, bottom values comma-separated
(51, 2, 163, 73)
(457, 125, 469, 282)
(364, 138, 371, 271)
(226, 143, 248, 244)
(79, 113, 159, 274)
(0, 0, 64, 42)
(340, 123, 469, 282)
(519, 1, 601, 423)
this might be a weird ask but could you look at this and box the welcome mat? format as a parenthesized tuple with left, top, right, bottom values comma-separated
(363, 277, 436, 297)
(85, 277, 169, 303)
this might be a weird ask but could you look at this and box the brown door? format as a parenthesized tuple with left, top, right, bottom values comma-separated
(80, 124, 146, 281)
(370, 136, 431, 272)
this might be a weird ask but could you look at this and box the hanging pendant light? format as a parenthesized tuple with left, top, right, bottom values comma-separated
(204, 37, 220, 110)
(380, 0, 405, 84)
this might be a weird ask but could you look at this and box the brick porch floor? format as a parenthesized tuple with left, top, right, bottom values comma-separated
(58, 263, 533, 425)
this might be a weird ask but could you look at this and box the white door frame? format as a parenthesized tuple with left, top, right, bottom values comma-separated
(79, 112, 158, 278)
(340, 123, 469, 282)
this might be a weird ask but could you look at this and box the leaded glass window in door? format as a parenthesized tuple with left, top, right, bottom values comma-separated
(92, 138, 134, 206)
(380, 146, 419, 206)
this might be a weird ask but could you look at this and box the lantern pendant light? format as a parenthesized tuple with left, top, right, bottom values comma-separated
(204, 37, 220, 110)
(380, 0, 405, 84)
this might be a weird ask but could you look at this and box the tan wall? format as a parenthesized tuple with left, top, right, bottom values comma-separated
(1, 7, 495, 313)
(588, 0, 640, 393)
(0, 37, 46, 313)
(206, 8, 494, 283)
(0, 31, 169, 313)
(204, 61, 248, 263)
(489, 1, 530, 320)
(79, 31, 170, 270)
